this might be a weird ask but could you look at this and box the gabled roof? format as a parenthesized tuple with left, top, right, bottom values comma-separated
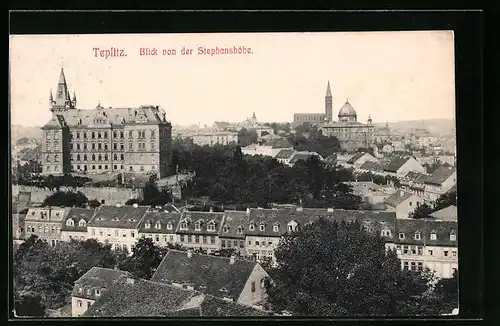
(404, 171, 426, 182)
(383, 156, 412, 172)
(151, 250, 259, 301)
(347, 152, 368, 164)
(88, 205, 149, 229)
(61, 207, 95, 232)
(429, 205, 457, 221)
(73, 267, 133, 300)
(289, 151, 321, 164)
(212, 121, 232, 129)
(138, 212, 181, 233)
(424, 167, 456, 186)
(275, 149, 295, 160)
(394, 219, 457, 246)
(219, 211, 248, 239)
(177, 211, 224, 235)
(384, 190, 418, 207)
(359, 161, 383, 171)
(324, 153, 338, 165)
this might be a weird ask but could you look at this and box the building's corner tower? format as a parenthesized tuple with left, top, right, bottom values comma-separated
(325, 81, 333, 121)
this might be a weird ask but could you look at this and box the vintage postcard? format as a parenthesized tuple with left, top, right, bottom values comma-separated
(10, 31, 458, 318)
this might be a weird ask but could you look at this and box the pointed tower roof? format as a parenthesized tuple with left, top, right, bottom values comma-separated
(53, 66, 73, 110)
(326, 81, 332, 97)
(58, 67, 67, 85)
(49, 89, 54, 102)
(72, 91, 77, 102)
(252, 112, 256, 119)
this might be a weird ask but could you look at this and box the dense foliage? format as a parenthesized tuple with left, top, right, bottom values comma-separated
(287, 123, 341, 158)
(410, 203, 434, 219)
(433, 190, 457, 211)
(172, 143, 361, 209)
(265, 218, 457, 316)
(42, 191, 90, 208)
(355, 171, 401, 188)
(117, 238, 166, 279)
(237, 128, 259, 147)
(14, 173, 91, 189)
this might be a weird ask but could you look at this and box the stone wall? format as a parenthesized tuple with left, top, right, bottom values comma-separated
(11, 185, 143, 205)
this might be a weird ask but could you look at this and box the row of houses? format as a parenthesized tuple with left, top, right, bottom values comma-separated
(21, 204, 458, 279)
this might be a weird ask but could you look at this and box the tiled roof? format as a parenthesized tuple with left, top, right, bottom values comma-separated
(73, 267, 133, 300)
(25, 207, 70, 222)
(394, 219, 457, 246)
(177, 211, 224, 235)
(347, 152, 366, 164)
(61, 207, 95, 232)
(404, 171, 426, 182)
(359, 161, 383, 171)
(82, 279, 195, 317)
(289, 151, 320, 164)
(275, 149, 295, 160)
(138, 212, 181, 233)
(429, 205, 457, 221)
(219, 211, 248, 239)
(197, 295, 272, 316)
(424, 167, 456, 186)
(383, 156, 411, 172)
(87, 205, 149, 229)
(151, 250, 258, 301)
(324, 153, 338, 165)
(213, 121, 232, 129)
(42, 106, 165, 130)
(384, 190, 416, 207)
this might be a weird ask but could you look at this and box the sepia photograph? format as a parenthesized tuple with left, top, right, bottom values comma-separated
(10, 31, 459, 318)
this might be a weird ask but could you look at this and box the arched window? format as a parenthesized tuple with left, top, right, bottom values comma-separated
(54, 155, 59, 162)
(120, 154, 124, 160)
(92, 154, 96, 161)
(83, 154, 87, 161)
(98, 154, 102, 161)
(114, 154, 118, 160)
(77, 154, 81, 161)
(78, 219, 86, 227)
(66, 219, 74, 227)
(46, 155, 51, 162)
(155, 222, 161, 229)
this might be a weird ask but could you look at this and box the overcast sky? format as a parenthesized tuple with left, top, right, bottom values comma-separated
(10, 31, 455, 127)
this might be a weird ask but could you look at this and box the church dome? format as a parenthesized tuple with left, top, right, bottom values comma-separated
(338, 101, 357, 117)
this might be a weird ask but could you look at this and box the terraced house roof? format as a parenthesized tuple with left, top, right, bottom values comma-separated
(274, 149, 296, 160)
(347, 152, 369, 164)
(424, 167, 456, 186)
(359, 161, 383, 172)
(219, 211, 248, 239)
(176, 211, 224, 236)
(61, 207, 95, 232)
(394, 219, 457, 246)
(87, 205, 149, 229)
(384, 190, 416, 207)
(138, 212, 181, 234)
(383, 156, 412, 172)
(429, 205, 457, 222)
(73, 267, 134, 301)
(151, 250, 258, 301)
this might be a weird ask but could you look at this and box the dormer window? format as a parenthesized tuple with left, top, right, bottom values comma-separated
(95, 289, 101, 296)
(66, 219, 74, 227)
(78, 219, 86, 227)
(450, 232, 456, 241)
(288, 225, 293, 232)
(145, 221, 151, 229)
(223, 225, 229, 233)
(430, 232, 437, 240)
(180, 221, 187, 230)
(167, 222, 173, 230)
(112, 217, 119, 222)
(249, 224, 255, 231)
(398, 232, 405, 240)
(155, 222, 161, 229)
(236, 226, 243, 234)
(195, 222, 201, 231)
(260, 224, 265, 231)
(128, 218, 135, 223)
(414, 232, 421, 240)
(86, 289, 91, 295)
(273, 225, 279, 232)
(207, 223, 216, 232)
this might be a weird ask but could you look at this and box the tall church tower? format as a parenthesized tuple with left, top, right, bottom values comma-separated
(325, 81, 333, 121)
(50, 67, 75, 113)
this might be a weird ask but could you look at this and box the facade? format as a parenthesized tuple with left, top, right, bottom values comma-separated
(151, 250, 270, 307)
(61, 207, 95, 242)
(71, 267, 134, 317)
(388, 218, 458, 278)
(41, 68, 172, 177)
(238, 113, 274, 138)
(24, 206, 69, 246)
(176, 211, 224, 252)
(183, 131, 238, 146)
(288, 151, 323, 167)
(385, 189, 424, 219)
(346, 152, 378, 169)
(219, 211, 248, 256)
(138, 211, 181, 246)
(86, 204, 150, 253)
(274, 149, 296, 166)
(423, 167, 457, 202)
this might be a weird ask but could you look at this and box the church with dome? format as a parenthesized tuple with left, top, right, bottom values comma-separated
(293, 81, 374, 153)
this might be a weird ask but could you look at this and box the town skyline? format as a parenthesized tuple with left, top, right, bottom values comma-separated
(10, 31, 455, 128)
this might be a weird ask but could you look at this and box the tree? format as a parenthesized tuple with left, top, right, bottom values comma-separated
(125, 198, 142, 205)
(410, 203, 433, 219)
(14, 292, 46, 317)
(87, 199, 101, 208)
(118, 238, 164, 279)
(237, 128, 258, 147)
(433, 190, 457, 211)
(142, 183, 160, 205)
(42, 191, 88, 208)
(266, 219, 436, 316)
(432, 269, 458, 314)
(150, 189, 173, 207)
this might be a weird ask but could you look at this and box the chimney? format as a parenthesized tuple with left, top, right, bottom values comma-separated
(126, 277, 135, 285)
(133, 203, 138, 208)
(116, 204, 121, 208)
(187, 249, 193, 258)
(229, 255, 236, 265)
(209, 207, 213, 213)
(399, 190, 404, 197)
(327, 208, 334, 212)
(246, 207, 250, 216)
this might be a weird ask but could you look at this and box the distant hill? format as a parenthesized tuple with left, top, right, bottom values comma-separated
(374, 119, 455, 136)
(11, 125, 43, 144)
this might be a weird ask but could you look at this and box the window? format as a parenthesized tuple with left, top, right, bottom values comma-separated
(92, 229, 95, 235)
(115, 230, 119, 236)
(251, 281, 256, 293)
(167, 222, 173, 230)
(410, 262, 417, 271)
(450, 233, 456, 241)
(195, 236, 200, 243)
(402, 245, 409, 254)
(195, 223, 201, 231)
(66, 219, 74, 227)
(409, 201, 412, 207)
(114, 165, 117, 170)
(120, 154, 124, 160)
(189, 235, 194, 243)
(76, 132, 80, 139)
(113, 131, 117, 138)
(273, 225, 279, 232)
(98, 154, 102, 161)
(414, 232, 421, 240)
(131, 231, 135, 238)
(260, 224, 265, 231)
(155, 222, 161, 229)
(428, 249, 433, 256)
(83, 154, 87, 161)
(249, 224, 255, 231)
(452, 250, 457, 257)
(223, 225, 229, 233)
(183, 235, 188, 243)
(140, 166, 144, 172)
(129, 131, 133, 138)
(169, 235, 174, 242)
(430, 232, 437, 240)
(98, 132, 102, 139)
(87, 301, 92, 308)
(104, 132, 108, 138)
(95, 289, 101, 296)
(92, 132, 95, 139)
(129, 143, 133, 150)
(98, 143, 102, 150)
(203, 236, 207, 244)
(417, 262, 423, 271)
(99, 230, 103, 236)
(120, 144, 124, 150)
(104, 154, 108, 161)
(145, 221, 151, 229)
(155, 235, 160, 242)
(207, 223, 216, 231)
(44, 226, 48, 233)
(151, 130, 156, 138)
(210, 236, 215, 244)
(114, 154, 118, 160)
(417, 246, 423, 255)
(240, 240, 245, 248)
(237, 227, 243, 234)
(151, 142, 156, 151)
(255, 241, 260, 246)
(83, 132, 87, 139)
(399, 232, 405, 240)
(77, 300, 82, 307)
(120, 131, 124, 138)
(444, 251, 449, 257)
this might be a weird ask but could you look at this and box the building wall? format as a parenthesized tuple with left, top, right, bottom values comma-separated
(220, 237, 246, 255)
(139, 232, 179, 247)
(237, 264, 269, 306)
(423, 172, 457, 202)
(178, 233, 219, 251)
(246, 235, 281, 261)
(320, 124, 375, 153)
(87, 226, 139, 253)
(388, 194, 424, 219)
(71, 296, 95, 317)
(12, 185, 143, 205)
(61, 231, 87, 242)
(187, 133, 238, 147)
(41, 129, 67, 175)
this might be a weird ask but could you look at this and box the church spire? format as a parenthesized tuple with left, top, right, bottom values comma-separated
(52, 66, 74, 111)
(326, 81, 332, 97)
(49, 89, 54, 103)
